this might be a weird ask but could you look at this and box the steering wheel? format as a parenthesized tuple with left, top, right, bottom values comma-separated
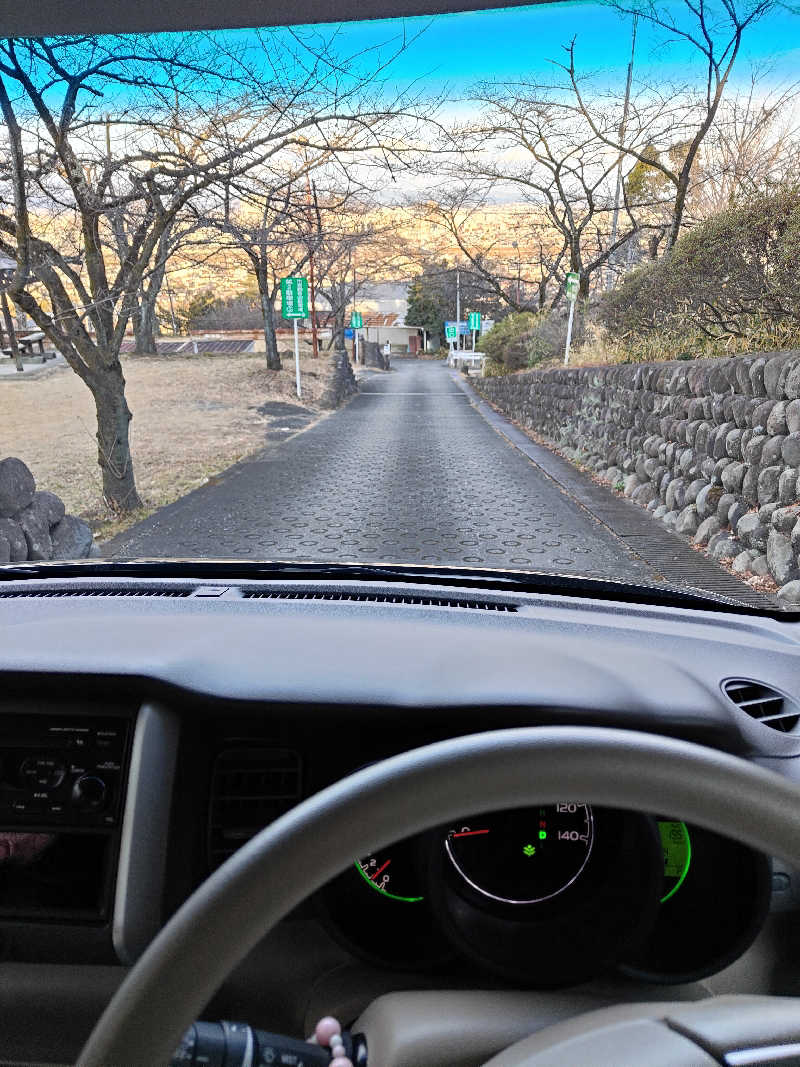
(77, 726, 800, 1066)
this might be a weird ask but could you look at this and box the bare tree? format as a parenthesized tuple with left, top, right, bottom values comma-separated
(0, 32, 428, 512)
(410, 183, 567, 312)
(562, 0, 777, 247)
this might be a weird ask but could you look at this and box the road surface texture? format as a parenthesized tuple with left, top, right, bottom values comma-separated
(107, 358, 762, 600)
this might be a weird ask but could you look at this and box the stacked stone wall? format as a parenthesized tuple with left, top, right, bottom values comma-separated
(475, 350, 800, 599)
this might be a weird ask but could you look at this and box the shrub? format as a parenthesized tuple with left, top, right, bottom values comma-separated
(481, 310, 572, 371)
(600, 185, 800, 346)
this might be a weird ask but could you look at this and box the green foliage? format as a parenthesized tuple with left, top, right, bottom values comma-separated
(406, 276, 447, 337)
(600, 186, 800, 349)
(480, 311, 540, 369)
(481, 310, 571, 370)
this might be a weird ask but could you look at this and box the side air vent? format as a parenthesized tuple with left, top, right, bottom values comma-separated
(0, 588, 192, 598)
(208, 747, 301, 870)
(723, 679, 800, 733)
(243, 590, 517, 611)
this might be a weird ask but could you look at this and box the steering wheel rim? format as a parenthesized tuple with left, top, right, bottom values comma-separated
(77, 726, 800, 1066)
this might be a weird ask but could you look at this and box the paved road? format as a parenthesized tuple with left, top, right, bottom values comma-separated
(106, 359, 653, 580)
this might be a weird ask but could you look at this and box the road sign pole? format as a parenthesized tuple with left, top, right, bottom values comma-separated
(472, 329, 476, 353)
(293, 318, 301, 398)
(564, 300, 575, 366)
(355, 330, 359, 365)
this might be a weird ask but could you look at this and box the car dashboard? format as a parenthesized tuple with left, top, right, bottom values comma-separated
(0, 574, 800, 1064)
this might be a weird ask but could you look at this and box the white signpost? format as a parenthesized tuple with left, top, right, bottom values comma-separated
(281, 276, 309, 397)
(468, 311, 481, 352)
(563, 272, 580, 365)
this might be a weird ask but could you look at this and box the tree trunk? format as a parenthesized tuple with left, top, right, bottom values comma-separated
(91, 361, 142, 513)
(132, 292, 159, 354)
(256, 268, 281, 370)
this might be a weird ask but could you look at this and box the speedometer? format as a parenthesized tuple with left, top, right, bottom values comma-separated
(445, 804, 594, 904)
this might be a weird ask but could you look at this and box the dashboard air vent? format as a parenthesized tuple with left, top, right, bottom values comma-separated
(723, 679, 799, 733)
(208, 747, 301, 869)
(0, 587, 192, 598)
(243, 590, 517, 611)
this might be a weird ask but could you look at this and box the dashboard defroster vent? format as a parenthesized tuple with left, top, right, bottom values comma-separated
(723, 679, 799, 733)
(208, 747, 301, 870)
(0, 587, 192, 598)
(243, 590, 517, 611)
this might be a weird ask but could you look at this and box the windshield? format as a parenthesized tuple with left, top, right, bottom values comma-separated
(1, 2, 799, 610)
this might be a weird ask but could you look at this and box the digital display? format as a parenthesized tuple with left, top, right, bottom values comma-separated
(658, 820, 691, 903)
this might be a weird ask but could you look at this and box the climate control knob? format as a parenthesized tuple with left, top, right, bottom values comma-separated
(72, 775, 107, 811)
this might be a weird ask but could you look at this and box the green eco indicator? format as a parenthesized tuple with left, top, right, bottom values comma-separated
(658, 820, 691, 903)
(522, 843, 536, 857)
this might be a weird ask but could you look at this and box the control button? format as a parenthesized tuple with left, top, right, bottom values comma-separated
(71, 775, 107, 812)
(20, 757, 67, 790)
(47, 801, 66, 817)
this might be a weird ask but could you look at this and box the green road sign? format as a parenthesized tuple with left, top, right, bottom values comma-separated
(565, 272, 580, 302)
(467, 312, 481, 331)
(280, 276, 309, 319)
(350, 310, 363, 329)
(444, 322, 458, 341)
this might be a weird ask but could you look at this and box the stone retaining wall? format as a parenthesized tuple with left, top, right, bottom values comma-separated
(319, 349, 358, 409)
(475, 350, 800, 602)
(0, 457, 97, 564)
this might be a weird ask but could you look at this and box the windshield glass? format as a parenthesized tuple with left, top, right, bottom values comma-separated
(1, 3, 799, 610)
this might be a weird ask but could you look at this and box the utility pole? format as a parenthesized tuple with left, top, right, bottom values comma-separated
(455, 268, 461, 351)
(352, 263, 357, 363)
(607, 15, 637, 290)
(305, 174, 320, 359)
(164, 278, 179, 335)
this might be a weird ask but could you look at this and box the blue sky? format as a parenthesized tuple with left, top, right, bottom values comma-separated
(274, 1, 800, 97)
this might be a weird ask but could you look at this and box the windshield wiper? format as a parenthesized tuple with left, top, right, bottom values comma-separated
(0, 558, 786, 617)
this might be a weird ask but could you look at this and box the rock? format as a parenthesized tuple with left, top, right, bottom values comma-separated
(685, 478, 707, 505)
(694, 516, 722, 545)
(732, 551, 752, 574)
(653, 504, 668, 518)
(662, 510, 679, 529)
(712, 536, 741, 560)
(767, 528, 800, 585)
(696, 484, 724, 520)
(762, 436, 786, 467)
(758, 502, 781, 524)
(675, 505, 699, 535)
(632, 483, 658, 506)
(785, 364, 800, 401)
(50, 515, 93, 560)
(715, 492, 736, 523)
(32, 490, 65, 528)
(88, 542, 102, 558)
(742, 465, 760, 505)
(665, 478, 686, 511)
(623, 473, 641, 497)
(777, 580, 800, 605)
(0, 518, 27, 561)
(771, 504, 800, 533)
(767, 401, 788, 435)
(728, 501, 747, 529)
(786, 399, 800, 434)
(0, 457, 35, 518)
(737, 512, 769, 551)
(782, 433, 800, 468)
(647, 498, 660, 511)
(779, 468, 798, 505)
(721, 462, 745, 494)
(0, 537, 9, 564)
(15, 500, 52, 560)
(750, 554, 770, 576)
(725, 428, 744, 459)
(758, 466, 782, 505)
(744, 434, 767, 465)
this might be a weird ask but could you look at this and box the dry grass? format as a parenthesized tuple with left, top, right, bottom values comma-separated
(0, 350, 331, 542)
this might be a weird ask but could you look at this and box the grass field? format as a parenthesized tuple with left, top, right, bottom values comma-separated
(0, 349, 329, 542)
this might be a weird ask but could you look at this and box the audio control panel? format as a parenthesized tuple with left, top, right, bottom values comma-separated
(0, 714, 130, 828)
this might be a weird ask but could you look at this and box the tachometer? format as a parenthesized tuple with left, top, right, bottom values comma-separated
(445, 804, 594, 904)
